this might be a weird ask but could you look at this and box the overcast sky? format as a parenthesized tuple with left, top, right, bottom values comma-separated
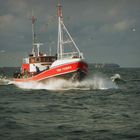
(0, 0, 140, 67)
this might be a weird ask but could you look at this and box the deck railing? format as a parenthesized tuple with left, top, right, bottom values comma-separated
(58, 52, 83, 59)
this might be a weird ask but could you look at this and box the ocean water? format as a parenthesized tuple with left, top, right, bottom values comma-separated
(0, 67, 140, 140)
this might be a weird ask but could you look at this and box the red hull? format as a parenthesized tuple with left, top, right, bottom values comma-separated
(14, 61, 88, 82)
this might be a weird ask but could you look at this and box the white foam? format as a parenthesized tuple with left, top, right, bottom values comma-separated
(0, 78, 11, 85)
(12, 74, 118, 90)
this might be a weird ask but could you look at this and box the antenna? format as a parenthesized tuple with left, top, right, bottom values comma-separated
(57, 1, 63, 18)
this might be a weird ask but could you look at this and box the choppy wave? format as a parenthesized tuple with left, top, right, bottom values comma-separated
(0, 68, 139, 140)
(11, 74, 118, 90)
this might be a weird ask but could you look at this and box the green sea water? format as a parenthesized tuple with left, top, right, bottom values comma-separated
(0, 67, 140, 140)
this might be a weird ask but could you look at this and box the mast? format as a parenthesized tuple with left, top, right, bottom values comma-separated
(31, 13, 43, 57)
(57, 2, 82, 60)
(31, 11, 37, 56)
(57, 3, 63, 59)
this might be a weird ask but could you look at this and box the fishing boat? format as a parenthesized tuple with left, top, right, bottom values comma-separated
(13, 3, 88, 83)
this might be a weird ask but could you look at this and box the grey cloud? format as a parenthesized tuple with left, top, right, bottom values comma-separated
(0, 0, 140, 67)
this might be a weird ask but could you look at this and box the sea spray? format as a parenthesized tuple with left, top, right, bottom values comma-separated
(0, 78, 11, 85)
(12, 74, 118, 90)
